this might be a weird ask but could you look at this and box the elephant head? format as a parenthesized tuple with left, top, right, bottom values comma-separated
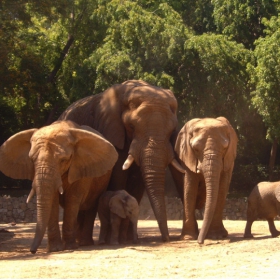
(175, 117, 238, 244)
(110, 190, 139, 221)
(59, 80, 184, 241)
(0, 120, 118, 253)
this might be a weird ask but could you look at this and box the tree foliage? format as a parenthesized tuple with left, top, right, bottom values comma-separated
(212, 0, 278, 48)
(1, 0, 280, 191)
(177, 34, 252, 123)
(249, 16, 280, 141)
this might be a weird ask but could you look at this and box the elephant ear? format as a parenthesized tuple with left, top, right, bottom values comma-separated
(109, 194, 126, 219)
(217, 117, 238, 172)
(175, 119, 201, 173)
(80, 125, 104, 137)
(275, 184, 280, 202)
(68, 128, 118, 184)
(0, 129, 37, 180)
(92, 83, 136, 150)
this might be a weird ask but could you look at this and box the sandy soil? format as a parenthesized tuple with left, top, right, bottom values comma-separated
(1, 220, 280, 279)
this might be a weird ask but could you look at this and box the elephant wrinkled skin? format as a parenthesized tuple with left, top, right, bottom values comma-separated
(244, 181, 280, 238)
(59, 80, 184, 242)
(98, 190, 139, 245)
(173, 117, 238, 244)
(0, 120, 118, 253)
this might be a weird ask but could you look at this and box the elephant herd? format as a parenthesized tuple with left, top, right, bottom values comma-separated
(0, 80, 279, 254)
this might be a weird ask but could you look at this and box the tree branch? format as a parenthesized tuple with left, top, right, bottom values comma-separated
(47, 34, 75, 84)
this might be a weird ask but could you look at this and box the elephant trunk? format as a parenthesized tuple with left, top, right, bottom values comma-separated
(130, 217, 139, 243)
(140, 147, 169, 242)
(30, 194, 53, 254)
(30, 166, 59, 254)
(197, 154, 221, 244)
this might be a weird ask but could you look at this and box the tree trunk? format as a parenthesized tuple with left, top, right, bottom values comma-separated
(47, 35, 75, 84)
(269, 138, 278, 181)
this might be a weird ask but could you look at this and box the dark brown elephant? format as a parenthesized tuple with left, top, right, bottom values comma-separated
(173, 117, 238, 244)
(59, 80, 184, 242)
(0, 120, 118, 253)
(98, 190, 139, 245)
(244, 181, 280, 238)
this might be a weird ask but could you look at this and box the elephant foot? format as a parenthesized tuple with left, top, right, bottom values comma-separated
(47, 240, 64, 253)
(179, 233, 197, 241)
(161, 235, 170, 242)
(47, 236, 63, 252)
(110, 241, 119, 245)
(63, 240, 79, 250)
(78, 238, 94, 247)
(271, 231, 280, 238)
(206, 228, 228, 240)
(118, 236, 128, 244)
(98, 239, 107, 245)
(244, 233, 254, 238)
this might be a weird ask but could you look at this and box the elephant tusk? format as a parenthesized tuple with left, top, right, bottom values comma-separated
(122, 154, 135, 170)
(26, 188, 36, 203)
(171, 159, 185, 173)
(58, 186, 63, 195)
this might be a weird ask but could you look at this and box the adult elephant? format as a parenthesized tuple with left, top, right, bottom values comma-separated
(172, 117, 238, 244)
(59, 80, 184, 241)
(0, 120, 118, 253)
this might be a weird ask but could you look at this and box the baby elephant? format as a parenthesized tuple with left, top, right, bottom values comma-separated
(244, 181, 280, 238)
(98, 190, 139, 245)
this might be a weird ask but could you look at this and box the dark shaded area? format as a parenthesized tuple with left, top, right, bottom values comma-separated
(0, 172, 31, 196)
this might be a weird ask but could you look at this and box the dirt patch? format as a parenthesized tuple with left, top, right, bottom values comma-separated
(1, 220, 280, 278)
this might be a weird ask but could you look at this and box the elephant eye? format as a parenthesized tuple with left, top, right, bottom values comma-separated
(128, 123, 134, 131)
(60, 156, 70, 163)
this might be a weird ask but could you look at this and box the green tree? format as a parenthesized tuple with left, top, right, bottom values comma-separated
(212, 0, 278, 48)
(78, 1, 191, 94)
(248, 15, 280, 180)
(176, 34, 252, 123)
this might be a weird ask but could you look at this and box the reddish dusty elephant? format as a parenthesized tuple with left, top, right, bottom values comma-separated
(59, 80, 184, 242)
(0, 120, 118, 253)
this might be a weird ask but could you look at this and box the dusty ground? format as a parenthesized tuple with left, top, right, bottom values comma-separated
(0, 220, 280, 279)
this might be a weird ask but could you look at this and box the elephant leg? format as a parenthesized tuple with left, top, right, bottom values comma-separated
(181, 171, 200, 240)
(62, 196, 80, 250)
(47, 193, 63, 252)
(107, 152, 129, 191)
(98, 222, 110, 245)
(76, 207, 96, 246)
(98, 210, 110, 245)
(110, 213, 122, 245)
(244, 202, 256, 238)
(131, 218, 139, 244)
(206, 172, 229, 239)
(168, 164, 184, 202)
(267, 218, 280, 237)
(244, 219, 254, 238)
(125, 165, 144, 241)
(126, 164, 145, 204)
(119, 218, 130, 244)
